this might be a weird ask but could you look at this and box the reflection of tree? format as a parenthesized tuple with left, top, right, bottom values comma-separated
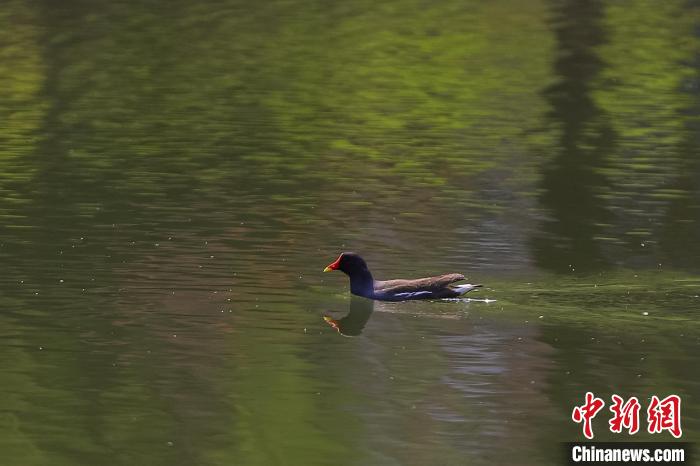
(662, 171, 700, 268)
(660, 66, 700, 269)
(532, 0, 614, 272)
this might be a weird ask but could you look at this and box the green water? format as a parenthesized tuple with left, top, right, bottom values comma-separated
(1, 0, 699, 464)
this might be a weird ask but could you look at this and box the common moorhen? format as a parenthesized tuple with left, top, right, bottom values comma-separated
(323, 252, 482, 301)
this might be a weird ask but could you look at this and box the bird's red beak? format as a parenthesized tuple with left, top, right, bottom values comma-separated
(323, 254, 342, 272)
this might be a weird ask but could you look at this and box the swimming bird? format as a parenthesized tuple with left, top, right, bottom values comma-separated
(323, 252, 481, 301)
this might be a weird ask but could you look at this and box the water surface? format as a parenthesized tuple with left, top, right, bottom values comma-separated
(1, 0, 699, 464)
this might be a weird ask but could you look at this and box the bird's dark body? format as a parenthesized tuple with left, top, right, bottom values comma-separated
(325, 252, 481, 302)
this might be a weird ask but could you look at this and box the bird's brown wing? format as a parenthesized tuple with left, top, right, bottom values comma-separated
(375, 273, 465, 294)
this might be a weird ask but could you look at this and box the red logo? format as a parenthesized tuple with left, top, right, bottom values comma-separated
(647, 395, 682, 438)
(609, 395, 641, 435)
(572, 393, 682, 439)
(572, 392, 605, 439)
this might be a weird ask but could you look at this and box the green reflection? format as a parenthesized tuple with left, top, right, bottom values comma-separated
(0, 0, 699, 464)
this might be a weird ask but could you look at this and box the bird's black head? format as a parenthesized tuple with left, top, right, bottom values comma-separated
(323, 252, 375, 297)
(323, 252, 369, 276)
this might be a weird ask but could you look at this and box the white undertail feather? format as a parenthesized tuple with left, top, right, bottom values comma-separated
(453, 284, 481, 295)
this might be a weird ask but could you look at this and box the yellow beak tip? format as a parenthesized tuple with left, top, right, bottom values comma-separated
(323, 266, 333, 272)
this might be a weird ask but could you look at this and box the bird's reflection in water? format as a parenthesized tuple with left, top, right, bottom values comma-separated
(323, 297, 374, 336)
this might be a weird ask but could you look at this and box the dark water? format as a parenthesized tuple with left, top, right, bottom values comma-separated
(1, 0, 699, 464)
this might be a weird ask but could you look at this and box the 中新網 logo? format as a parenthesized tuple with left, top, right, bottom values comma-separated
(571, 392, 682, 439)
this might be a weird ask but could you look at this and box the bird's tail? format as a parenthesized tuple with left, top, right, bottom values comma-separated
(453, 283, 482, 295)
